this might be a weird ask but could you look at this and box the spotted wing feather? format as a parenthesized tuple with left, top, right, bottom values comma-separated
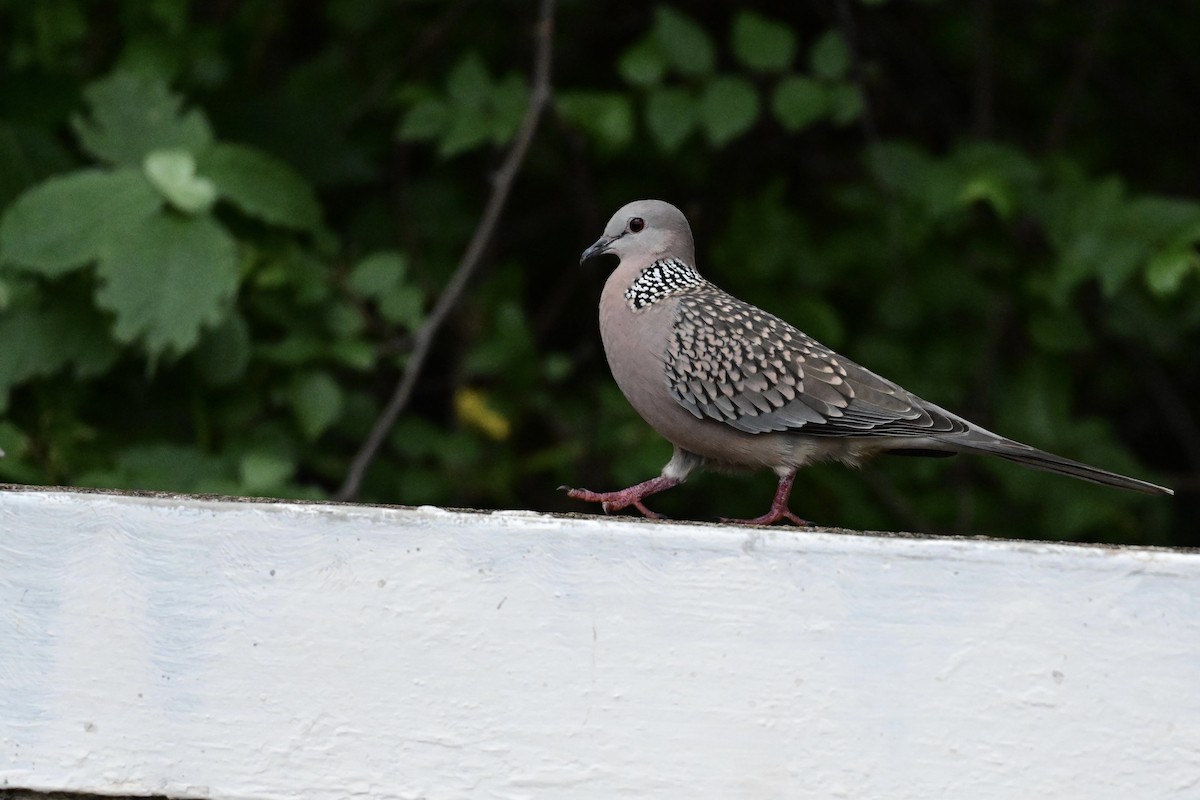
(664, 286, 967, 438)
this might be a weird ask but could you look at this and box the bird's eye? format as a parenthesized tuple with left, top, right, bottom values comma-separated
(629, 217, 645, 233)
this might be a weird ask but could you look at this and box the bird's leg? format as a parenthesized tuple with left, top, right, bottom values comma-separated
(562, 475, 681, 519)
(721, 470, 811, 526)
(563, 449, 701, 519)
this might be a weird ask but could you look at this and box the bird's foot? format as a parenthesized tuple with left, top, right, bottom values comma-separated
(715, 494, 811, 525)
(561, 486, 665, 519)
(560, 475, 681, 519)
(721, 508, 811, 526)
(721, 470, 811, 526)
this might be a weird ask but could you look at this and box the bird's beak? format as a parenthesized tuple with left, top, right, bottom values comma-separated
(580, 235, 615, 264)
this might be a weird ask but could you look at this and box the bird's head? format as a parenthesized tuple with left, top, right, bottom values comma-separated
(580, 199, 696, 266)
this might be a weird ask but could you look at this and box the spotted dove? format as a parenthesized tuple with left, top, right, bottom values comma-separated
(564, 199, 1173, 525)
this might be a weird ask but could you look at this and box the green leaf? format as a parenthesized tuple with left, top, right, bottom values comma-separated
(1089, 240, 1145, 298)
(276, 244, 332, 304)
(1036, 177, 1170, 300)
(439, 104, 491, 157)
(289, 370, 343, 439)
(1119, 196, 1200, 240)
(196, 143, 322, 232)
(83, 443, 233, 493)
(96, 211, 239, 356)
(379, 285, 425, 329)
(645, 87, 697, 153)
(556, 91, 635, 150)
(699, 77, 760, 146)
(346, 251, 423, 328)
(441, 53, 526, 155)
(950, 141, 1040, 220)
(543, 353, 572, 382)
(348, 251, 407, 298)
(398, 53, 528, 158)
(1145, 248, 1198, 296)
(867, 141, 932, 191)
(446, 52, 491, 106)
(654, 7, 715, 77)
(325, 300, 365, 338)
(239, 450, 296, 491)
(617, 37, 667, 87)
(772, 76, 828, 132)
(488, 73, 529, 146)
(866, 141, 972, 221)
(256, 335, 322, 366)
(143, 149, 217, 213)
(732, 12, 797, 72)
(827, 83, 865, 126)
(958, 175, 1013, 219)
(0, 168, 160, 276)
(397, 97, 449, 141)
(810, 30, 851, 81)
(0, 295, 119, 402)
(72, 71, 213, 167)
(327, 339, 377, 370)
(115, 36, 188, 88)
(194, 310, 252, 386)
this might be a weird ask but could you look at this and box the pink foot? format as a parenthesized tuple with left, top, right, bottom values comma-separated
(561, 475, 680, 519)
(721, 508, 811, 526)
(720, 470, 812, 526)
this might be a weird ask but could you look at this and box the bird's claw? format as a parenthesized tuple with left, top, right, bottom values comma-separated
(720, 509, 811, 527)
(631, 501, 665, 519)
(562, 486, 664, 520)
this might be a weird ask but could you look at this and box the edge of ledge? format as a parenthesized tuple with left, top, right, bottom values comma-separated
(0, 481, 1193, 558)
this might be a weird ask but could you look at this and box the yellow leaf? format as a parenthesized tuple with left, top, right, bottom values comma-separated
(455, 387, 510, 441)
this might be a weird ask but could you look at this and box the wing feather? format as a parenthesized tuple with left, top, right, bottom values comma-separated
(664, 285, 968, 438)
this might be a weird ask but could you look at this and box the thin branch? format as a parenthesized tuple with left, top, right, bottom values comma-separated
(335, 0, 557, 501)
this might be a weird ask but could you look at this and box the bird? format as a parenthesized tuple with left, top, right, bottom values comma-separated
(563, 199, 1173, 525)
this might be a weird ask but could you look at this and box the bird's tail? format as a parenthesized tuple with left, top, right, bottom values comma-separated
(956, 435, 1173, 496)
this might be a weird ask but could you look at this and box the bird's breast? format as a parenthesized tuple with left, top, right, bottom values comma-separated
(599, 268, 675, 403)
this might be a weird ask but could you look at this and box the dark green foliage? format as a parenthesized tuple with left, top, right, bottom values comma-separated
(0, 1, 1196, 544)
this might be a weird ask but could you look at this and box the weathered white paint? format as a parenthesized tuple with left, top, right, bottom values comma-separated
(0, 486, 1197, 800)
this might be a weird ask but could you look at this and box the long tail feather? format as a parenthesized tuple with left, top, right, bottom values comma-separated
(960, 438, 1172, 496)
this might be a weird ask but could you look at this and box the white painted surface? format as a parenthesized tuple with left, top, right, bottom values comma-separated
(0, 487, 1198, 800)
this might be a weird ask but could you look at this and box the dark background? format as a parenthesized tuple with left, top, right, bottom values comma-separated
(0, 0, 1196, 544)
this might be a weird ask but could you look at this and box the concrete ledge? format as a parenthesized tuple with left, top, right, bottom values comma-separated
(1, 485, 1198, 799)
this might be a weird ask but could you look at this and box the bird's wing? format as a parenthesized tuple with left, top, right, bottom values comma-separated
(664, 286, 968, 437)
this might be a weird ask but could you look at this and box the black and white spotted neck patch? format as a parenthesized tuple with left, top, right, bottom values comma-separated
(625, 258, 705, 310)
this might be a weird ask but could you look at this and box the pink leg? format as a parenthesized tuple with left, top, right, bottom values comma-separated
(562, 475, 681, 519)
(721, 471, 811, 526)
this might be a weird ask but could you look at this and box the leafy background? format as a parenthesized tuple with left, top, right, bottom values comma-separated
(0, 0, 1196, 545)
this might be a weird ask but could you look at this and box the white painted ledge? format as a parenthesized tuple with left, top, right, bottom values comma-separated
(1, 485, 1198, 800)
